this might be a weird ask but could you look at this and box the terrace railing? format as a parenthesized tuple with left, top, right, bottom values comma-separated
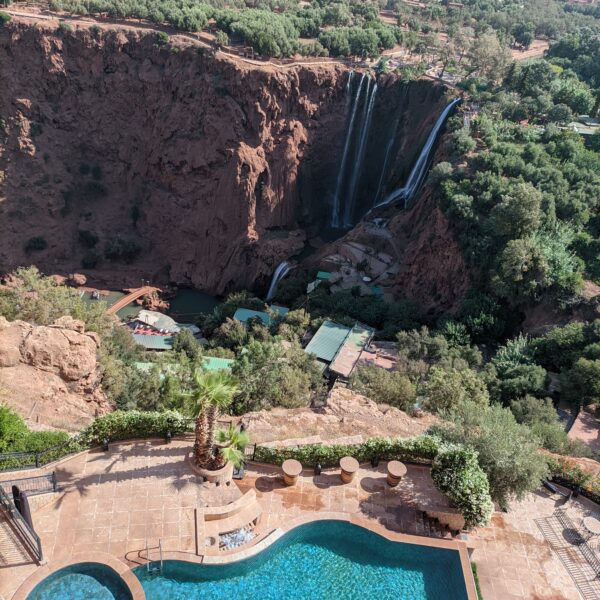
(0, 485, 43, 562)
(1, 472, 58, 497)
(0, 438, 81, 473)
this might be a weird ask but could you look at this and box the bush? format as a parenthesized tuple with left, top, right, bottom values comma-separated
(81, 410, 191, 445)
(0, 11, 11, 25)
(25, 236, 48, 253)
(254, 435, 441, 467)
(351, 365, 416, 410)
(155, 31, 169, 46)
(58, 21, 72, 32)
(431, 444, 494, 528)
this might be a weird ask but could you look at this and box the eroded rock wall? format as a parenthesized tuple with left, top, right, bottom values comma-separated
(0, 315, 109, 430)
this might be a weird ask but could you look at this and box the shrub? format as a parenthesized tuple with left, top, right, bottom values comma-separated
(104, 236, 142, 262)
(58, 21, 72, 32)
(81, 410, 191, 445)
(431, 444, 494, 528)
(25, 236, 48, 253)
(351, 365, 416, 410)
(254, 435, 441, 468)
(0, 11, 11, 25)
(0, 404, 28, 452)
(155, 31, 169, 46)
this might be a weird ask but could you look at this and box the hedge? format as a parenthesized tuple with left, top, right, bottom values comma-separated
(431, 444, 494, 528)
(0, 410, 192, 471)
(80, 410, 192, 445)
(254, 434, 494, 528)
(254, 435, 440, 468)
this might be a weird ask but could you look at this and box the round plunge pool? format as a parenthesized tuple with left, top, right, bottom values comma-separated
(27, 562, 133, 600)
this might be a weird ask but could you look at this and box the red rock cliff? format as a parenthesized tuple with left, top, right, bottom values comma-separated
(0, 22, 459, 302)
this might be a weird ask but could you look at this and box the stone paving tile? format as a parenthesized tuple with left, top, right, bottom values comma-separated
(1, 440, 594, 600)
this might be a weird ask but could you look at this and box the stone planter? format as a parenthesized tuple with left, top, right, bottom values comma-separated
(189, 457, 234, 486)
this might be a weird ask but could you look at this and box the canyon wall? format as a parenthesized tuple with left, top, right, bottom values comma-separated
(0, 21, 453, 299)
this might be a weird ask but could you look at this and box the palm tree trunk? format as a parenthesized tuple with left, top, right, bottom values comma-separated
(194, 411, 211, 468)
(206, 404, 219, 468)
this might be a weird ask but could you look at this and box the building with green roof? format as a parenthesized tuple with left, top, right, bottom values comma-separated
(233, 305, 289, 326)
(132, 334, 174, 351)
(304, 320, 351, 363)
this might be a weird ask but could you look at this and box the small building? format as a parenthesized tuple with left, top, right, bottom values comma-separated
(132, 334, 174, 351)
(127, 309, 200, 335)
(134, 356, 234, 373)
(304, 319, 375, 379)
(233, 305, 289, 326)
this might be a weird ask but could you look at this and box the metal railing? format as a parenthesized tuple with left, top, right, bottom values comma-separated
(0, 485, 43, 562)
(1, 472, 58, 497)
(0, 438, 81, 473)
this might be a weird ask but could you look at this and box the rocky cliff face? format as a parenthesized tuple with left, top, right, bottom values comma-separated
(0, 315, 109, 431)
(0, 21, 457, 302)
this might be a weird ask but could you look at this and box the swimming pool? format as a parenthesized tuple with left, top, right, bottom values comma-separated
(27, 562, 133, 600)
(134, 520, 469, 599)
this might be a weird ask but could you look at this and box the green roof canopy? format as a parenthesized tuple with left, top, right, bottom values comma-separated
(317, 271, 332, 280)
(132, 334, 174, 351)
(304, 320, 351, 363)
(203, 356, 235, 371)
(233, 305, 289, 326)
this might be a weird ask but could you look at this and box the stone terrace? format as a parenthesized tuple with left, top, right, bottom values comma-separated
(0, 439, 593, 600)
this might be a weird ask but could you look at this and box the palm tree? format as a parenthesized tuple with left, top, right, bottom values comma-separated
(185, 370, 239, 469)
(215, 424, 251, 468)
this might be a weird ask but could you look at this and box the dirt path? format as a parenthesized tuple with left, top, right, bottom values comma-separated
(5, 9, 365, 71)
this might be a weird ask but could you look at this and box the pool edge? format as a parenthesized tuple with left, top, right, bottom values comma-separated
(11, 553, 146, 600)
(161, 513, 478, 599)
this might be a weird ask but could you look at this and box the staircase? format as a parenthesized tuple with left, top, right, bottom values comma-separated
(412, 510, 455, 540)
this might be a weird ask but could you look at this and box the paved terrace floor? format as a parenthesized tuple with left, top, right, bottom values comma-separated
(0, 439, 592, 600)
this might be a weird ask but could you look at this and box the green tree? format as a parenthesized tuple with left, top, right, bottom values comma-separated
(489, 182, 542, 239)
(351, 365, 416, 410)
(0, 404, 28, 452)
(422, 367, 489, 414)
(433, 402, 549, 508)
(185, 370, 238, 469)
(561, 358, 600, 405)
(173, 328, 202, 360)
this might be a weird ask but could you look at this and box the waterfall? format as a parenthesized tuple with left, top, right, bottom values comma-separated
(266, 261, 292, 300)
(342, 80, 378, 227)
(330, 73, 366, 228)
(372, 97, 461, 212)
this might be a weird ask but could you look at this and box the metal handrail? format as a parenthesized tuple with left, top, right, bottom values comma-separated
(0, 486, 43, 562)
(1, 472, 58, 497)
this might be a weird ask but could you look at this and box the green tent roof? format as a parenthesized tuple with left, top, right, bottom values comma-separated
(317, 271, 332, 280)
(304, 320, 351, 363)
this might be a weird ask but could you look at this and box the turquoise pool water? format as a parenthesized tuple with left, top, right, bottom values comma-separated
(134, 520, 469, 599)
(27, 562, 132, 600)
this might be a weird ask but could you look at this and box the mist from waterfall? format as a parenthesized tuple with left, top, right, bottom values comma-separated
(266, 261, 292, 300)
(372, 97, 461, 212)
(330, 72, 365, 228)
(343, 80, 378, 227)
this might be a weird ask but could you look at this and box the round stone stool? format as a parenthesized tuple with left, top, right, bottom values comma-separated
(386, 460, 407, 487)
(340, 456, 359, 484)
(282, 459, 302, 486)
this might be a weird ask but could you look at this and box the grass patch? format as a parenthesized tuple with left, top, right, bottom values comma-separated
(471, 562, 483, 599)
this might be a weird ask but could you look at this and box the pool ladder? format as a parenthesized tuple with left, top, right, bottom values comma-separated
(145, 538, 163, 575)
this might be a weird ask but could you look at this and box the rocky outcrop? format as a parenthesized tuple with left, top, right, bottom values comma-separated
(240, 386, 438, 445)
(0, 316, 109, 431)
(0, 22, 456, 303)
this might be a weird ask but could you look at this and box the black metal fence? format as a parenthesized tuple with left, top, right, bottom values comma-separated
(1, 472, 58, 497)
(0, 485, 43, 562)
(0, 438, 80, 473)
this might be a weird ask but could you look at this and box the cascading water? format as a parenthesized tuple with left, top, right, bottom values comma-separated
(342, 80, 378, 227)
(330, 73, 366, 228)
(372, 97, 461, 212)
(220, 527, 256, 550)
(266, 261, 292, 300)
